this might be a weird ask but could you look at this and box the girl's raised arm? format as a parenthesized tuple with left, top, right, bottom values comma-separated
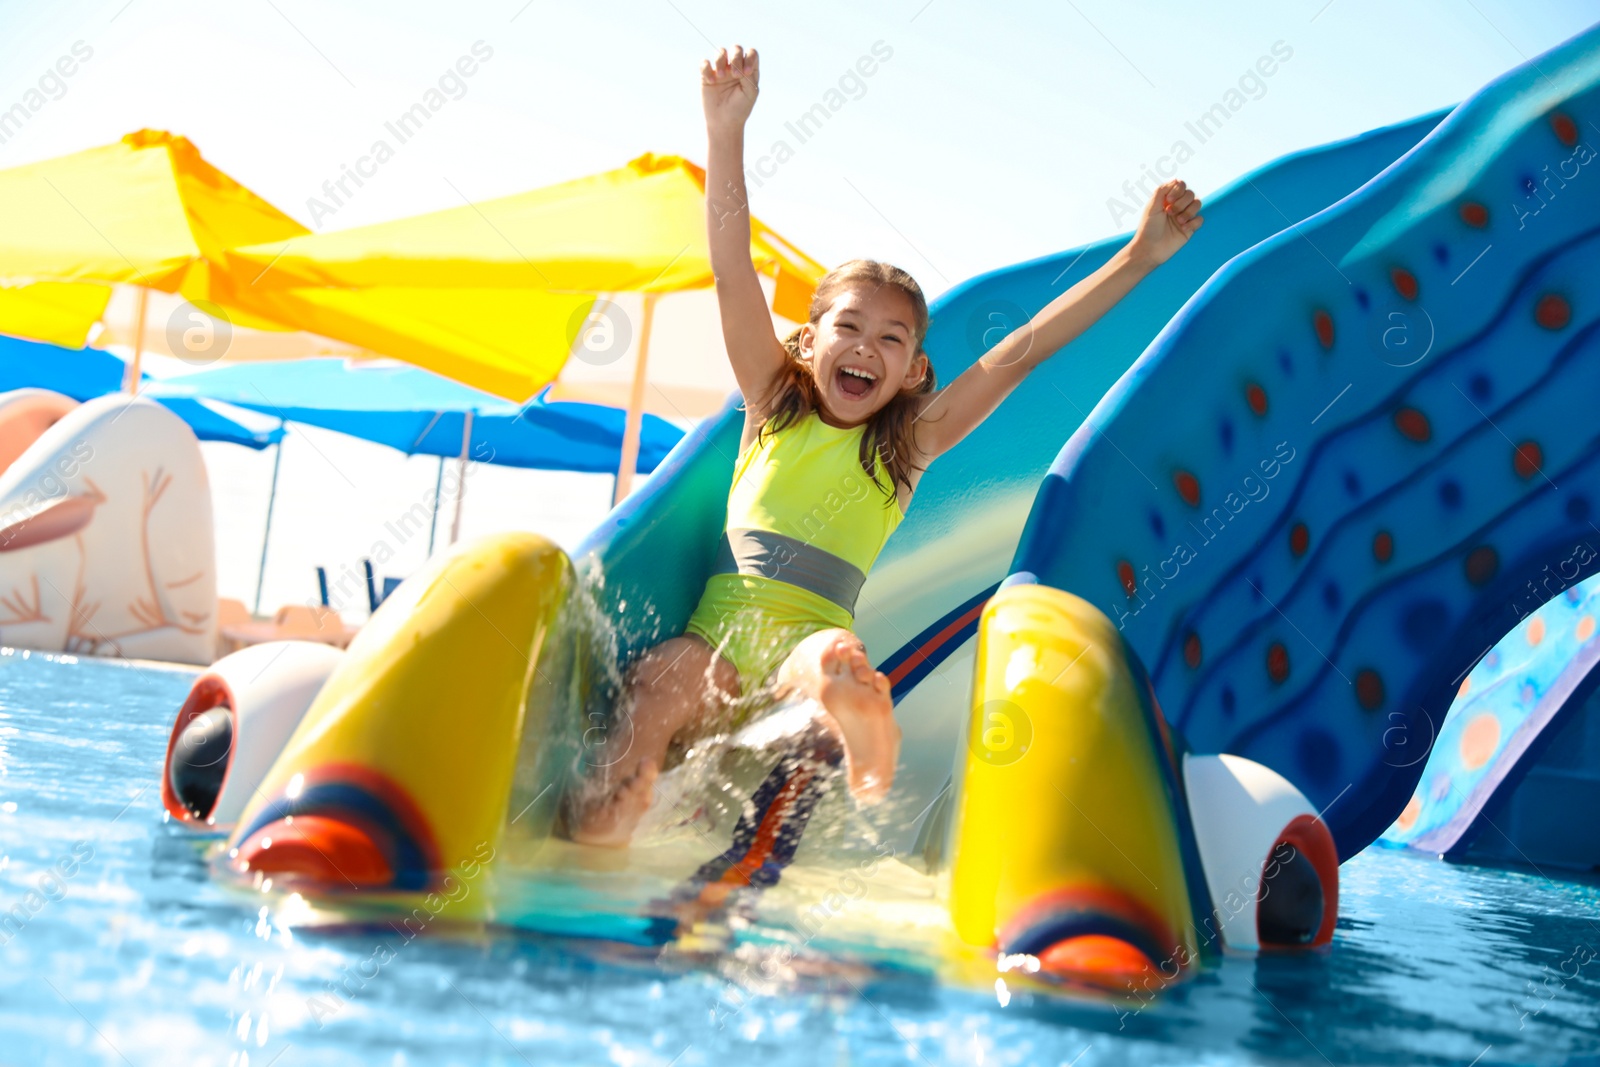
(912, 180, 1204, 460)
(702, 46, 789, 419)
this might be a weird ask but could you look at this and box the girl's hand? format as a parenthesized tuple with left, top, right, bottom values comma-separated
(702, 45, 759, 133)
(1129, 179, 1204, 267)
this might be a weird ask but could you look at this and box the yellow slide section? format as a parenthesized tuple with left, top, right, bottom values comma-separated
(949, 583, 1202, 986)
(226, 533, 570, 894)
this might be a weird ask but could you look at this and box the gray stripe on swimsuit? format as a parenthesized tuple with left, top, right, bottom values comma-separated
(714, 527, 866, 616)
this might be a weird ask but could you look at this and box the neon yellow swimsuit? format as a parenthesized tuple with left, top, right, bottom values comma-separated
(684, 410, 905, 695)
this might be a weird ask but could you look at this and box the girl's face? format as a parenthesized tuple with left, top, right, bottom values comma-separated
(799, 284, 928, 425)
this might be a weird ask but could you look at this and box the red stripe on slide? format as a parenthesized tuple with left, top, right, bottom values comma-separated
(888, 601, 988, 687)
(718, 767, 814, 886)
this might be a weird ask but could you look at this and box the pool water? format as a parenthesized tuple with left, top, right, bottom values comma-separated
(2, 651, 1600, 1066)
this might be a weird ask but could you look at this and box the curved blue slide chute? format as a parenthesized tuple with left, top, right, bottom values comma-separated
(1011, 23, 1600, 858)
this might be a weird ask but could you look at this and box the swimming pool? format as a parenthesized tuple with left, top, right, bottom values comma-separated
(1, 650, 1598, 1066)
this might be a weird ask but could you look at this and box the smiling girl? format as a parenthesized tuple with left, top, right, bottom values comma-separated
(572, 44, 1203, 845)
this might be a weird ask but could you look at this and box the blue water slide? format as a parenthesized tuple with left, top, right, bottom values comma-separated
(1011, 23, 1600, 859)
(574, 105, 1444, 850)
(1380, 568, 1600, 869)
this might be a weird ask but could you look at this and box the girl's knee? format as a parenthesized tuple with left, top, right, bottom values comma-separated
(629, 635, 738, 700)
(628, 636, 700, 685)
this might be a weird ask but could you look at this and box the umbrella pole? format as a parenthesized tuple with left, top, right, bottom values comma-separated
(612, 292, 656, 506)
(427, 454, 445, 557)
(449, 409, 474, 545)
(123, 287, 149, 394)
(252, 427, 285, 616)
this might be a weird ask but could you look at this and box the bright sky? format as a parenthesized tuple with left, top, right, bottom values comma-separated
(2, 0, 1596, 301)
(1, 1, 1596, 615)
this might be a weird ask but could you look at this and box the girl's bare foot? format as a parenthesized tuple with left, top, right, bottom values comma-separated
(571, 759, 659, 848)
(815, 636, 899, 803)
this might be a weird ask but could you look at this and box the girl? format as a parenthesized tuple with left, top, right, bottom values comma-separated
(573, 45, 1203, 846)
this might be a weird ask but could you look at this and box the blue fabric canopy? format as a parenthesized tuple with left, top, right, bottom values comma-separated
(146, 359, 685, 473)
(0, 333, 284, 449)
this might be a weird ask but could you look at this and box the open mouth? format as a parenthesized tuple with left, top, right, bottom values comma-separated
(836, 365, 878, 400)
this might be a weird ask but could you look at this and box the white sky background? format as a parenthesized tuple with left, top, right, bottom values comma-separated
(0, 0, 1595, 618)
(3, 1, 1596, 290)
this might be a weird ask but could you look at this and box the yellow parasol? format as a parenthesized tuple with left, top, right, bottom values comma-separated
(228, 153, 826, 499)
(0, 129, 581, 387)
(0, 129, 328, 377)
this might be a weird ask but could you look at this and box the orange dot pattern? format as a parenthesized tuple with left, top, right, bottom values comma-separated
(1355, 669, 1384, 710)
(1513, 441, 1543, 480)
(1173, 471, 1201, 507)
(1394, 407, 1432, 443)
(1390, 267, 1419, 301)
(1465, 545, 1500, 586)
(1535, 293, 1571, 330)
(1460, 714, 1501, 770)
(1118, 560, 1137, 598)
(1552, 112, 1579, 147)
(1267, 642, 1290, 684)
(1290, 523, 1310, 557)
(1397, 795, 1422, 831)
(1313, 310, 1334, 350)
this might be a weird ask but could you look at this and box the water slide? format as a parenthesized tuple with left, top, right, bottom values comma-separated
(581, 107, 1445, 857)
(1380, 568, 1600, 869)
(158, 22, 1600, 982)
(1010, 23, 1600, 859)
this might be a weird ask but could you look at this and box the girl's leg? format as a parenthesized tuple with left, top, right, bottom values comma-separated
(774, 629, 900, 804)
(572, 634, 740, 847)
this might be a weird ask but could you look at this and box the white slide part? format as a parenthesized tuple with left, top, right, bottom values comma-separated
(1183, 753, 1320, 952)
(162, 640, 345, 829)
(0, 394, 217, 664)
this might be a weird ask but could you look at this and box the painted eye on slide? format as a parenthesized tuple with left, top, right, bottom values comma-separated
(161, 641, 345, 830)
(168, 704, 233, 821)
(1182, 753, 1340, 952)
(1256, 832, 1330, 946)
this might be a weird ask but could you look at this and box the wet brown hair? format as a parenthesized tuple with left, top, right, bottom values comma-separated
(755, 259, 935, 501)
